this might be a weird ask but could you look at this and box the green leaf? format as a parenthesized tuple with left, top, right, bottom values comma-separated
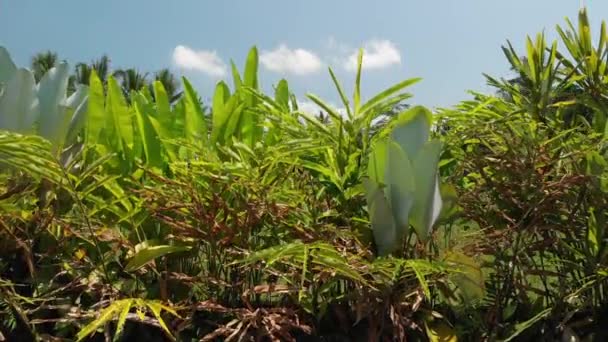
(145, 302, 177, 340)
(182, 77, 207, 147)
(328, 67, 353, 119)
(306, 93, 345, 123)
(410, 140, 443, 241)
(353, 48, 363, 115)
(0, 68, 38, 133)
(125, 245, 191, 272)
(107, 77, 131, 150)
(86, 70, 106, 146)
(76, 300, 126, 341)
(243, 46, 259, 90)
(0, 47, 17, 87)
(391, 106, 432, 158)
(64, 84, 89, 145)
(359, 78, 421, 117)
(274, 79, 290, 110)
(385, 141, 415, 241)
(133, 98, 163, 168)
(363, 178, 398, 256)
(113, 299, 134, 341)
(211, 81, 232, 145)
(37, 62, 70, 146)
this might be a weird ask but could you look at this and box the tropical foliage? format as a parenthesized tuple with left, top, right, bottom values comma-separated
(0, 7, 608, 342)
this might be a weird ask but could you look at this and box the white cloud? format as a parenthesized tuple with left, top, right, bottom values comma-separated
(344, 40, 401, 71)
(172, 45, 227, 77)
(260, 45, 322, 75)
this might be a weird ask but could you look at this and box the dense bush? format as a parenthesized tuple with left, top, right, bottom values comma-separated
(1, 7, 608, 342)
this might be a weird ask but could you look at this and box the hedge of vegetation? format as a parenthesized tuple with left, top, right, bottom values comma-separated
(1, 8, 608, 342)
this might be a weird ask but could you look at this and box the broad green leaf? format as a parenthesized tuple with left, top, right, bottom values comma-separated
(368, 139, 388, 184)
(65, 84, 89, 144)
(363, 178, 397, 256)
(125, 245, 191, 272)
(153, 81, 171, 125)
(0, 68, 38, 132)
(133, 99, 162, 168)
(0, 46, 17, 85)
(230, 60, 242, 89)
(211, 81, 232, 144)
(391, 106, 432, 158)
(107, 77, 134, 153)
(182, 77, 207, 147)
(37, 62, 69, 145)
(243, 46, 258, 90)
(410, 140, 443, 241)
(274, 79, 290, 110)
(239, 47, 260, 147)
(385, 141, 415, 240)
(86, 70, 106, 146)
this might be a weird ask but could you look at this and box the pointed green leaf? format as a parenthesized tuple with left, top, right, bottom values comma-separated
(359, 78, 421, 117)
(86, 70, 106, 146)
(125, 245, 191, 272)
(182, 77, 207, 147)
(353, 48, 363, 115)
(133, 99, 162, 167)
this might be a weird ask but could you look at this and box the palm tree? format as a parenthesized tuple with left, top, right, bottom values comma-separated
(69, 55, 111, 94)
(74, 55, 111, 86)
(31, 50, 59, 81)
(152, 68, 182, 103)
(113, 68, 149, 99)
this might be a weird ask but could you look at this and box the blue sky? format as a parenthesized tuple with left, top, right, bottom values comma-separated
(0, 0, 604, 110)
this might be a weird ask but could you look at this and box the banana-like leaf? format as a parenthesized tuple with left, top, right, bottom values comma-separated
(107, 77, 134, 157)
(182, 77, 207, 148)
(65, 84, 89, 144)
(0, 46, 17, 85)
(363, 178, 398, 256)
(274, 79, 290, 111)
(367, 139, 388, 185)
(133, 98, 163, 168)
(0, 68, 38, 132)
(211, 81, 232, 145)
(240, 47, 260, 147)
(86, 70, 106, 146)
(37, 62, 69, 145)
(410, 140, 443, 241)
(391, 106, 432, 158)
(385, 141, 415, 240)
